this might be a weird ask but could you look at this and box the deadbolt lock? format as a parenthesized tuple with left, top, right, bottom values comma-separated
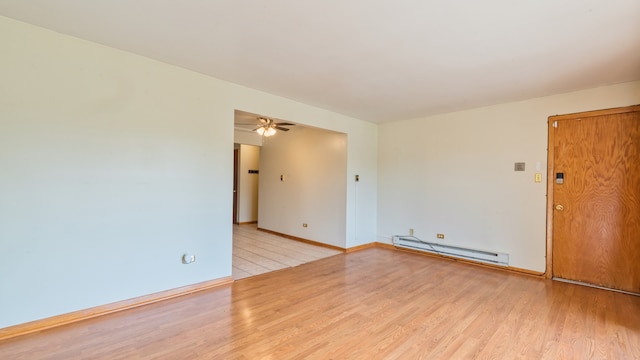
(555, 204, 564, 211)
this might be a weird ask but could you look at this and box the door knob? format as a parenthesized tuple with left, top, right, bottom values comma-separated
(555, 204, 564, 211)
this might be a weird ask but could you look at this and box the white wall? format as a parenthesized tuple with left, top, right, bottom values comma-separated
(234, 130, 262, 147)
(238, 144, 260, 223)
(378, 80, 640, 272)
(258, 127, 347, 247)
(0, 16, 377, 328)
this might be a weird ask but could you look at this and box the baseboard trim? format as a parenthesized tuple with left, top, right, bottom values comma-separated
(0, 276, 233, 341)
(387, 243, 544, 277)
(342, 241, 543, 276)
(237, 221, 258, 225)
(346, 242, 388, 253)
(256, 228, 346, 252)
(346, 243, 376, 253)
(373, 242, 396, 250)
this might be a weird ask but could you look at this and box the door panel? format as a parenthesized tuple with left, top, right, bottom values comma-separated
(551, 107, 640, 293)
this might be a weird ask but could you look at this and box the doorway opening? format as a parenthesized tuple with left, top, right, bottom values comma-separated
(232, 110, 347, 279)
(233, 143, 260, 225)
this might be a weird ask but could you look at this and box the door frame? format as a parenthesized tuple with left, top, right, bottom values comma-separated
(545, 104, 640, 278)
(233, 148, 239, 224)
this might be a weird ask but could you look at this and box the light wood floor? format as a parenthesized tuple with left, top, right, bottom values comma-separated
(233, 224, 342, 279)
(1, 248, 639, 359)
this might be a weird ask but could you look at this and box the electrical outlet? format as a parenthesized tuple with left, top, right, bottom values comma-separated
(409, 228, 414, 236)
(182, 254, 196, 264)
(436, 234, 445, 239)
(303, 223, 308, 228)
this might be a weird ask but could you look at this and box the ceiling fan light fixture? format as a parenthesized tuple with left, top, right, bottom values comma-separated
(256, 126, 276, 137)
(246, 115, 294, 137)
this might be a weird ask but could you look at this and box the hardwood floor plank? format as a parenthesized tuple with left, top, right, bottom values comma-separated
(1, 248, 639, 359)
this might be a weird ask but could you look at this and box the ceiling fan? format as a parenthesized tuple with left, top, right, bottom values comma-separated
(246, 117, 295, 137)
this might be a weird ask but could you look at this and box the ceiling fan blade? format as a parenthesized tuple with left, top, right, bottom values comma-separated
(275, 122, 295, 126)
(274, 126, 291, 131)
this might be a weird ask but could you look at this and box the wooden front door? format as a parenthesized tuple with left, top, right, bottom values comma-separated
(549, 105, 640, 293)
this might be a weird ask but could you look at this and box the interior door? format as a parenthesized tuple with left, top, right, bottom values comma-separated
(550, 105, 640, 293)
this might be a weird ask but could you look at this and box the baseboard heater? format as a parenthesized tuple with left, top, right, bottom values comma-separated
(392, 236, 509, 266)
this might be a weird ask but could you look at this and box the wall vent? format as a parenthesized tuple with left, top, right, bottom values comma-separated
(392, 236, 509, 266)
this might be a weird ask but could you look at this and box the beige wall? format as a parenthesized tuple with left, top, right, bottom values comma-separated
(258, 126, 348, 247)
(378, 80, 640, 272)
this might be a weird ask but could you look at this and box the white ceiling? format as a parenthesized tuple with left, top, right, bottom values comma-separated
(1, 1, 639, 123)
